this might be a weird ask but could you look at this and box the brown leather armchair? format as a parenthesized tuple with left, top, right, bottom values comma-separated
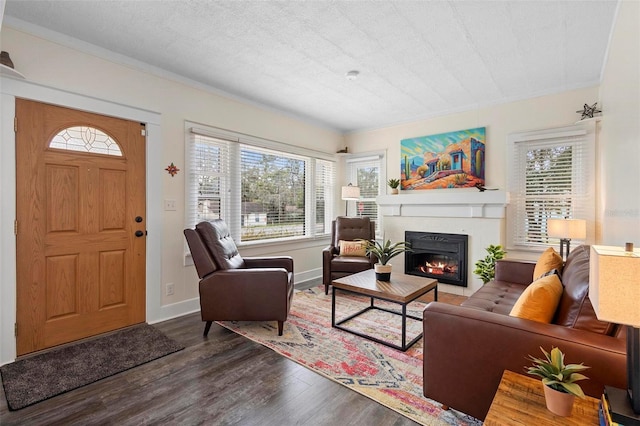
(322, 216, 376, 295)
(184, 220, 294, 336)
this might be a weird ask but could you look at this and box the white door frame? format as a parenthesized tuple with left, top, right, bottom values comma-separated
(1, 77, 162, 364)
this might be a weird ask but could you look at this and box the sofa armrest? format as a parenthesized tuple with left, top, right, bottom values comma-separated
(322, 245, 335, 285)
(494, 259, 536, 285)
(423, 302, 626, 420)
(323, 245, 337, 256)
(244, 256, 293, 273)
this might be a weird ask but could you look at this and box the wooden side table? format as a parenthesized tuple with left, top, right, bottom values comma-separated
(484, 370, 600, 425)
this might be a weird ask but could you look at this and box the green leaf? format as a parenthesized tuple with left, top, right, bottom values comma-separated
(527, 346, 589, 397)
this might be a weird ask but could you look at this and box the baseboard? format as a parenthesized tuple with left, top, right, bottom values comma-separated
(148, 297, 200, 324)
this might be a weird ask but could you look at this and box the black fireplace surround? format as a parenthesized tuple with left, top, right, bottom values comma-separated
(404, 231, 468, 287)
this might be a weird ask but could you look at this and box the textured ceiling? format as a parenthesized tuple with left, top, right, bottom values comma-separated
(3, 0, 619, 132)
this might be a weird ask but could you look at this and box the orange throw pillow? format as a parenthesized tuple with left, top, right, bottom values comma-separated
(533, 247, 563, 280)
(509, 274, 563, 323)
(339, 240, 366, 257)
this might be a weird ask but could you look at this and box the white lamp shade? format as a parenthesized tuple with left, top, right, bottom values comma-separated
(341, 185, 360, 200)
(547, 218, 587, 239)
(589, 245, 640, 327)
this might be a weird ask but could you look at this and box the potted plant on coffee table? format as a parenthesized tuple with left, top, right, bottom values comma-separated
(526, 346, 590, 417)
(361, 238, 412, 281)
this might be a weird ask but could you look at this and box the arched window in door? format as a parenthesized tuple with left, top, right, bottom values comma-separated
(49, 126, 122, 156)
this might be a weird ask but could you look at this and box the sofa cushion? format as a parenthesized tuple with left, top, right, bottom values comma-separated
(460, 281, 527, 315)
(533, 247, 564, 280)
(509, 274, 563, 323)
(338, 240, 366, 257)
(330, 255, 372, 273)
(552, 245, 616, 335)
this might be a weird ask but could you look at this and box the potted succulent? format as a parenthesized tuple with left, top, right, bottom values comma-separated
(473, 244, 506, 284)
(526, 346, 590, 417)
(361, 238, 412, 281)
(387, 178, 400, 194)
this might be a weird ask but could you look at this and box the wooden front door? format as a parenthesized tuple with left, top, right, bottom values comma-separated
(15, 99, 146, 356)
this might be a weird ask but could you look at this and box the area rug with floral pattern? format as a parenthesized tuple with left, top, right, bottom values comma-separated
(217, 286, 480, 426)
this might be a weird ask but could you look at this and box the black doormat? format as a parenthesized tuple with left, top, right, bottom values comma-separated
(0, 323, 184, 410)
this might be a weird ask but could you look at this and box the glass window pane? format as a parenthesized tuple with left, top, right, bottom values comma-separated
(240, 145, 306, 242)
(50, 126, 122, 156)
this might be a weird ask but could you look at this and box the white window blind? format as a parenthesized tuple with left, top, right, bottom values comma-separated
(347, 154, 385, 233)
(507, 124, 595, 251)
(240, 145, 307, 242)
(315, 159, 335, 235)
(186, 133, 230, 227)
(186, 123, 336, 245)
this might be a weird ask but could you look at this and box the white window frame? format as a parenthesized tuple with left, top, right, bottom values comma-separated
(185, 122, 336, 253)
(345, 151, 386, 236)
(506, 123, 595, 252)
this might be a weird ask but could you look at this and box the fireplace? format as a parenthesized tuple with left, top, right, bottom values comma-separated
(404, 231, 468, 287)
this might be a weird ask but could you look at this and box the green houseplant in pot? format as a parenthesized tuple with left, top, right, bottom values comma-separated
(387, 178, 400, 194)
(526, 346, 590, 417)
(361, 238, 412, 281)
(473, 244, 506, 284)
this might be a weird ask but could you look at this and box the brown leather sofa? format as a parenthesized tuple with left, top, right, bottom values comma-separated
(423, 245, 627, 420)
(184, 220, 294, 336)
(322, 216, 376, 294)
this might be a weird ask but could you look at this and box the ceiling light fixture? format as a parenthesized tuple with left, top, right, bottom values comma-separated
(345, 70, 360, 80)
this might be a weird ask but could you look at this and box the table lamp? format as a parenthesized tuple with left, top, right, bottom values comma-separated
(341, 183, 360, 216)
(589, 244, 640, 424)
(547, 218, 586, 260)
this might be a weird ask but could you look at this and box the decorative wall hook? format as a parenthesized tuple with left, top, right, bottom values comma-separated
(165, 162, 180, 177)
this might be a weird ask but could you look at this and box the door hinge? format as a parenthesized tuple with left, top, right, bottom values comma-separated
(14, 220, 18, 235)
(14, 117, 18, 132)
(14, 323, 18, 337)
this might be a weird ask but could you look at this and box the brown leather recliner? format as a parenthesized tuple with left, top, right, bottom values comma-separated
(184, 220, 294, 336)
(322, 216, 376, 295)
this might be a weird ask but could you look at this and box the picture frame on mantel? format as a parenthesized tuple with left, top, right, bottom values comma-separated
(400, 127, 486, 190)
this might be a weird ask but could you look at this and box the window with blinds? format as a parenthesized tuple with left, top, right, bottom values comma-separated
(240, 145, 306, 241)
(186, 133, 229, 225)
(507, 124, 595, 251)
(315, 159, 335, 235)
(185, 123, 336, 245)
(347, 154, 385, 233)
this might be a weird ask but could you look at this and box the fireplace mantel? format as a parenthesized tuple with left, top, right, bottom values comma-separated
(377, 190, 509, 219)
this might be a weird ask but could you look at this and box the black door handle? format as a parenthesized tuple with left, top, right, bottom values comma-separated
(135, 230, 145, 237)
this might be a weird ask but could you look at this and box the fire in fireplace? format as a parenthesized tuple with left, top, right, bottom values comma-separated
(404, 231, 468, 287)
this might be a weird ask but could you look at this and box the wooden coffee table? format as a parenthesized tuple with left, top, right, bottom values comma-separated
(331, 269, 438, 351)
(484, 370, 600, 425)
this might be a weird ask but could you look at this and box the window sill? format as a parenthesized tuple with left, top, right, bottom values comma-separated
(184, 235, 331, 266)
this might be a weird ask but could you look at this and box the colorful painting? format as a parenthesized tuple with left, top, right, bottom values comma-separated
(400, 127, 485, 190)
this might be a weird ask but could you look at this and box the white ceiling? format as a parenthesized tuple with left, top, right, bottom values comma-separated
(3, 0, 619, 133)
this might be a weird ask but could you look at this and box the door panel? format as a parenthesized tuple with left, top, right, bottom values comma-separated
(16, 99, 146, 355)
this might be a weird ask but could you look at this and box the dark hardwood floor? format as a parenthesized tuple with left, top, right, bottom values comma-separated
(0, 288, 466, 426)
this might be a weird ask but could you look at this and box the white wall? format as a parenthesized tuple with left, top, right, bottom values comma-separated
(0, 25, 343, 363)
(346, 86, 600, 262)
(598, 0, 640, 245)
